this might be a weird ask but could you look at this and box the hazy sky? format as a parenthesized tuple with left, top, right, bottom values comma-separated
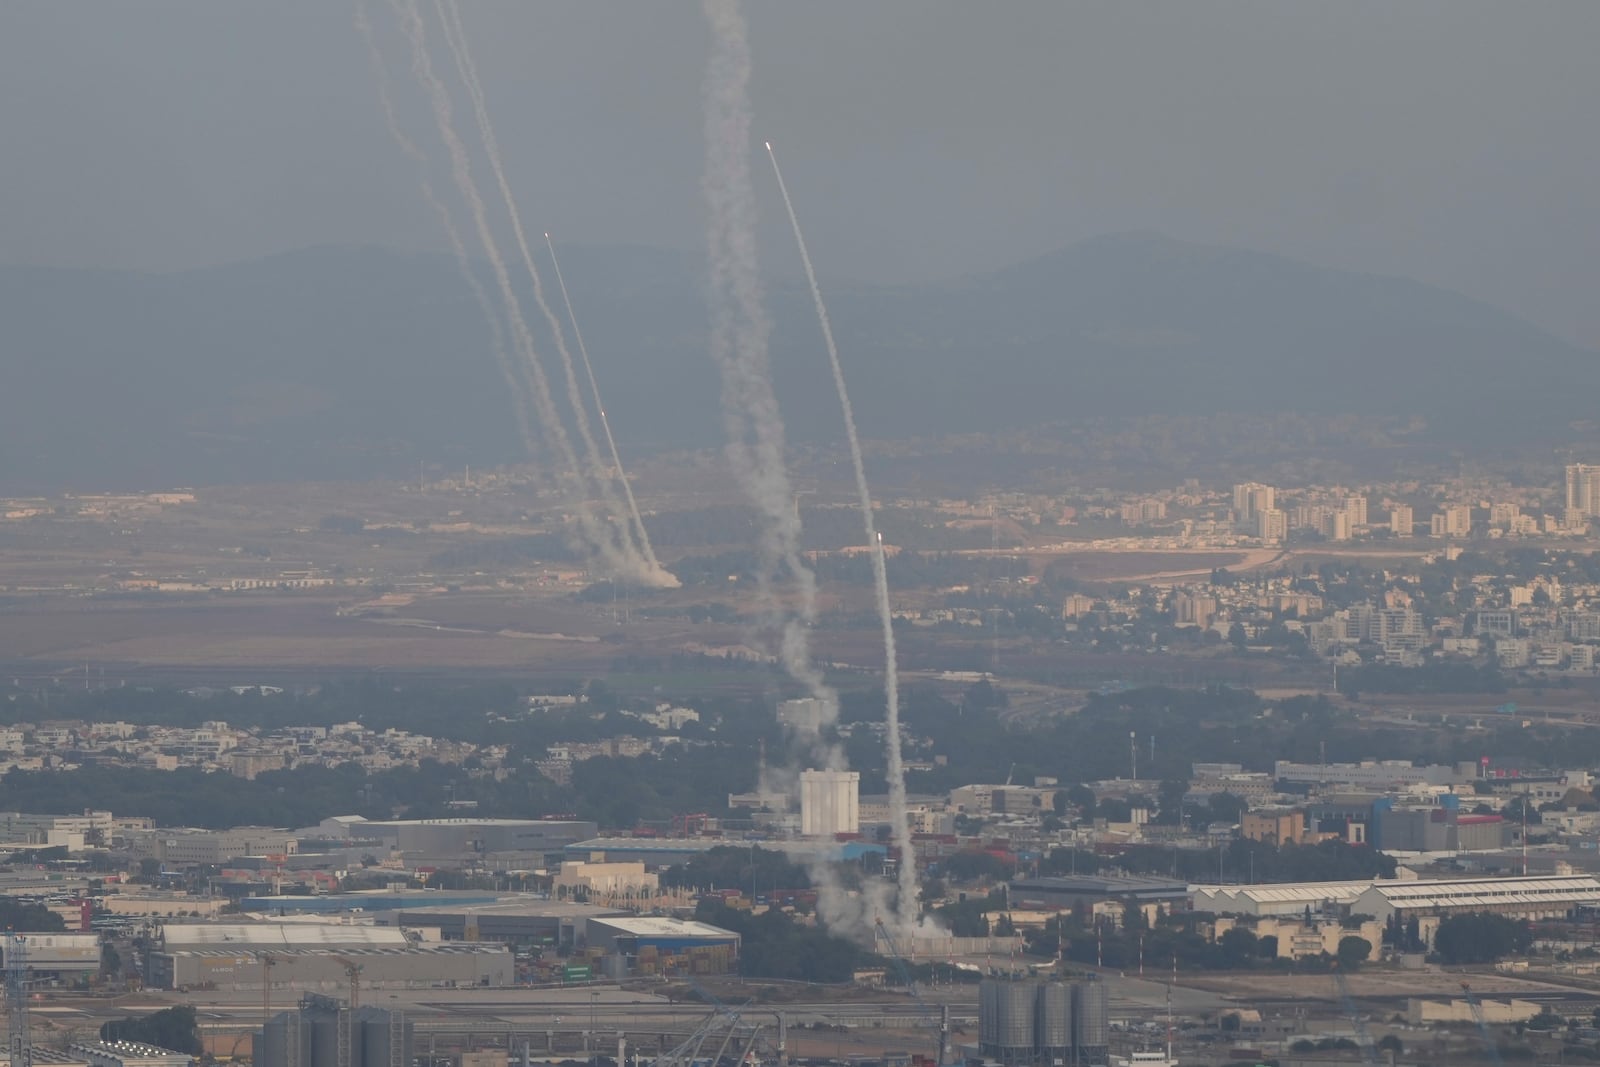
(2, 2, 1597, 347)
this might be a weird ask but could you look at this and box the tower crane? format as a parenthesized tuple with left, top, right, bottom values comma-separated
(332, 956, 364, 1010)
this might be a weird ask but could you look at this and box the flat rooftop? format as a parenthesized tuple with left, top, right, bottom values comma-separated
(589, 916, 738, 939)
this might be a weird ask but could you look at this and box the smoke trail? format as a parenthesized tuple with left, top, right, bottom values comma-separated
(701, 0, 839, 764)
(354, 0, 539, 470)
(765, 141, 919, 931)
(542, 231, 663, 574)
(433, 0, 676, 590)
(389, 0, 637, 580)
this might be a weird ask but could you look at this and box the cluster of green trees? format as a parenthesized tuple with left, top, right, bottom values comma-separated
(101, 1006, 202, 1055)
(1432, 913, 1532, 964)
(658, 847, 812, 894)
(1337, 662, 1507, 696)
(17, 674, 1600, 835)
(694, 899, 863, 983)
(0, 898, 66, 931)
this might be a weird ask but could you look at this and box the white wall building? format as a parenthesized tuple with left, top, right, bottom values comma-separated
(800, 769, 859, 837)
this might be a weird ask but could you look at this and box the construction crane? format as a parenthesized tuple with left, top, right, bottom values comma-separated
(1460, 982, 1506, 1067)
(332, 956, 364, 1011)
(7, 934, 32, 1067)
(256, 952, 280, 1033)
(1329, 964, 1377, 1067)
(874, 918, 953, 1066)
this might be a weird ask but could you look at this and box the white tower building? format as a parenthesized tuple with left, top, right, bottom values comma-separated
(800, 769, 860, 837)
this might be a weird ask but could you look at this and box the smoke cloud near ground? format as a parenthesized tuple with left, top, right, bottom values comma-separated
(701, 0, 941, 945)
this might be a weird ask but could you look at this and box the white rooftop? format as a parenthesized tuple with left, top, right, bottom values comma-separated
(589, 916, 738, 939)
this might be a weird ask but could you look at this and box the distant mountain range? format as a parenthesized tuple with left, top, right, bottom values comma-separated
(0, 233, 1592, 491)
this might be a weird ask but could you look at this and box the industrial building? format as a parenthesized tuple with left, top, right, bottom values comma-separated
(977, 978, 1109, 1066)
(123, 826, 299, 866)
(550, 861, 658, 904)
(1009, 876, 1189, 915)
(1351, 874, 1600, 926)
(1192, 881, 1378, 918)
(387, 899, 628, 951)
(324, 818, 598, 867)
(238, 891, 503, 915)
(1297, 794, 1513, 852)
(1211, 915, 1385, 961)
(564, 836, 883, 870)
(144, 922, 511, 991)
(800, 769, 860, 837)
(564, 837, 724, 867)
(584, 916, 739, 975)
(258, 996, 411, 1067)
(1374, 802, 1509, 853)
(0, 933, 101, 978)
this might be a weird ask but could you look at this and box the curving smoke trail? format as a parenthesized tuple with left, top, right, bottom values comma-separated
(433, 0, 676, 589)
(354, 0, 537, 469)
(388, 0, 643, 582)
(542, 231, 664, 575)
(701, 0, 839, 766)
(765, 141, 919, 932)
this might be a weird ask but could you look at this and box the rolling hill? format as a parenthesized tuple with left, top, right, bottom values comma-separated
(0, 233, 1591, 491)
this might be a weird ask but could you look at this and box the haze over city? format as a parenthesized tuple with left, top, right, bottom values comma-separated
(1, 6, 1600, 1067)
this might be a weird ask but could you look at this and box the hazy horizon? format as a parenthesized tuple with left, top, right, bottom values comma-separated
(2, 2, 1598, 348)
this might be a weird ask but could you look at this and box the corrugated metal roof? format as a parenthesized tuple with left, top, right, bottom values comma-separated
(159, 923, 409, 948)
(589, 916, 738, 939)
(1192, 881, 1376, 905)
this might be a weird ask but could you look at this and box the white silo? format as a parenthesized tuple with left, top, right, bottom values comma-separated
(800, 769, 860, 836)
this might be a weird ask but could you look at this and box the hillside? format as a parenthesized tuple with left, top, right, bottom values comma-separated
(0, 234, 1591, 491)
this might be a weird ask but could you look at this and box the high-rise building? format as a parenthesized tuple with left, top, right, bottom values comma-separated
(1232, 482, 1275, 527)
(1173, 594, 1219, 628)
(1321, 511, 1352, 542)
(1567, 464, 1600, 517)
(1430, 504, 1472, 538)
(1489, 502, 1521, 529)
(1389, 505, 1414, 537)
(1256, 507, 1287, 544)
(800, 769, 859, 837)
(1343, 495, 1368, 527)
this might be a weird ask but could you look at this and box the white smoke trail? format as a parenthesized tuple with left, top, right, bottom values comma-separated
(354, 0, 538, 469)
(433, 0, 676, 590)
(701, 0, 839, 765)
(765, 141, 919, 932)
(541, 231, 663, 575)
(389, 0, 637, 580)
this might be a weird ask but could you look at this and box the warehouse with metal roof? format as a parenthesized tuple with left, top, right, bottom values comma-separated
(1191, 880, 1379, 917)
(1351, 874, 1600, 922)
(144, 921, 511, 991)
